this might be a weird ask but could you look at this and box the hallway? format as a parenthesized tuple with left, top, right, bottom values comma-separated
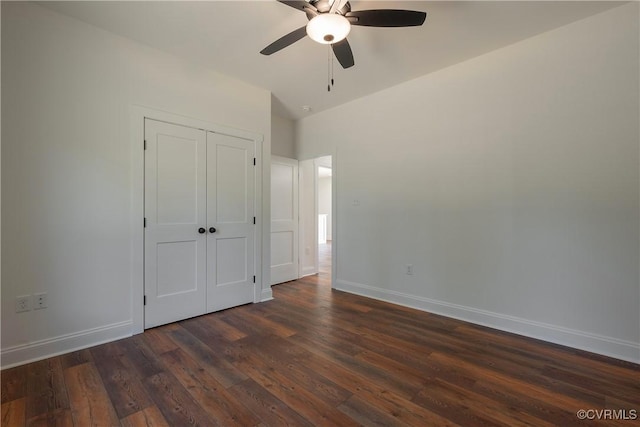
(318, 241, 331, 280)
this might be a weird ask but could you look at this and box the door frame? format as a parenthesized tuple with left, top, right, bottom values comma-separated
(315, 155, 338, 288)
(297, 154, 338, 288)
(297, 158, 318, 277)
(130, 106, 264, 334)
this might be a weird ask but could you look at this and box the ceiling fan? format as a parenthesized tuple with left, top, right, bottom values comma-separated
(260, 0, 427, 69)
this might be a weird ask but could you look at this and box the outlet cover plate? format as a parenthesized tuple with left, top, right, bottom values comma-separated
(16, 295, 31, 312)
(406, 264, 414, 275)
(34, 292, 48, 309)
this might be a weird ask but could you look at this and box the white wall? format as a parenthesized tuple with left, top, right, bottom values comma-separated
(1, 2, 272, 367)
(271, 114, 295, 158)
(297, 3, 639, 362)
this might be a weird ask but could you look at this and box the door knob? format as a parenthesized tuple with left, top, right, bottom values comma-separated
(198, 227, 206, 234)
(209, 227, 217, 233)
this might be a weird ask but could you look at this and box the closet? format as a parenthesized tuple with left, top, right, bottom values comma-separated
(144, 119, 255, 328)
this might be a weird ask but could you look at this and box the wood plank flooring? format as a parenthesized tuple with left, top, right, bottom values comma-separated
(2, 242, 639, 426)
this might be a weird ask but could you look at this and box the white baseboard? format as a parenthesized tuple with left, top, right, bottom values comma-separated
(260, 287, 274, 302)
(335, 279, 640, 364)
(299, 266, 318, 278)
(1, 321, 133, 369)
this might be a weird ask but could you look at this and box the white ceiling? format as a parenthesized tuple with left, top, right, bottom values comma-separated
(40, 1, 623, 120)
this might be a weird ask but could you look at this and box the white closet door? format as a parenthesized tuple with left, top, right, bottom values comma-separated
(207, 132, 255, 312)
(144, 119, 207, 328)
(270, 156, 299, 284)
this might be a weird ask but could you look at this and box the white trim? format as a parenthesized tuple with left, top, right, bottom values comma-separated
(331, 150, 338, 289)
(130, 105, 264, 334)
(335, 279, 640, 364)
(253, 132, 265, 306)
(311, 159, 320, 275)
(1, 321, 133, 369)
(260, 149, 271, 301)
(295, 151, 338, 284)
(300, 266, 319, 277)
(260, 288, 274, 302)
(130, 106, 145, 334)
(297, 159, 318, 278)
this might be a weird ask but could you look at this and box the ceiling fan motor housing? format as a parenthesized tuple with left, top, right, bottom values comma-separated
(311, 0, 351, 16)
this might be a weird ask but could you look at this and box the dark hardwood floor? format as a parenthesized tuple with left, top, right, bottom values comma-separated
(2, 241, 639, 426)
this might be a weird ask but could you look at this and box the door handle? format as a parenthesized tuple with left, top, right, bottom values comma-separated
(198, 227, 206, 234)
(209, 227, 217, 233)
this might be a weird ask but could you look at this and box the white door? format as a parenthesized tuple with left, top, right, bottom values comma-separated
(207, 132, 255, 312)
(144, 119, 207, 328)
(270, 156, 299, 285)
(144, 120, 256, 328)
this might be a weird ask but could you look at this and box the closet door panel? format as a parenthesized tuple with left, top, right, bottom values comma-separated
(207, 132, 255, 312)
(144, 119, 207, 328)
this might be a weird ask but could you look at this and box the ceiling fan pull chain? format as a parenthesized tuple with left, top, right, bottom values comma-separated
(327, 45, 331, 92)
(331, 45, 335, 87)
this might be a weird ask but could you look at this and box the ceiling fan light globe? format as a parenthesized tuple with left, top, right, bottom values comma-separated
(306, 13, 351, 44)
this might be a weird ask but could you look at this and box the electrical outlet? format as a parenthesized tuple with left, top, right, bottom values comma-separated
(405, 264, 414, 275)
(34, 292, 48, 310)
(16, 295, 31, 312)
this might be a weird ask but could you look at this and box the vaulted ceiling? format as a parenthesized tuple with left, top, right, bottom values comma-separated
(40, 1, 623, 119)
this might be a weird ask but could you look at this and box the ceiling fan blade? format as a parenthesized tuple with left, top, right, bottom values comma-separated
(277, 1, 316, 13)
(346, 10, 427, 27)
(332, 39, 354, 69)
(260, 26, 308, 55)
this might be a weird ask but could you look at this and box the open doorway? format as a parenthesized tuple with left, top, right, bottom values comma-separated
(298, 155, 333, 285)
(317, 159, 332, 279)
